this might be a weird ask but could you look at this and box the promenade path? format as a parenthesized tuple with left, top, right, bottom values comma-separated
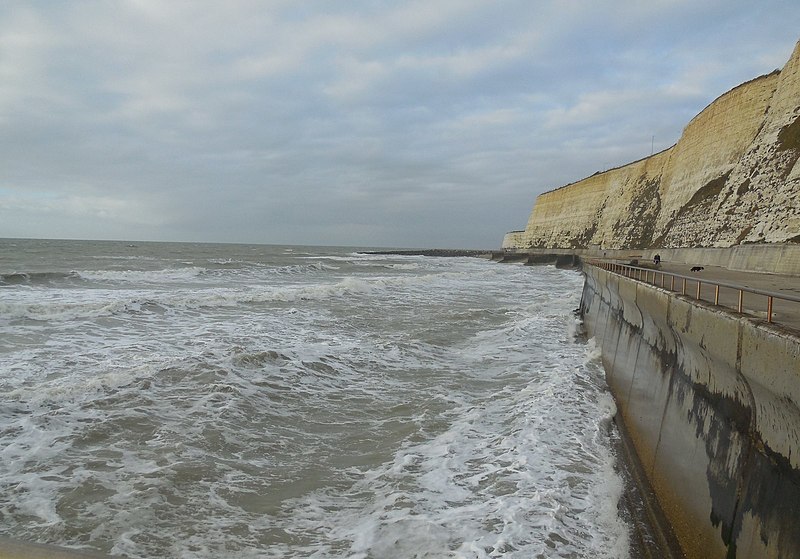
(600, 258, 800, 334)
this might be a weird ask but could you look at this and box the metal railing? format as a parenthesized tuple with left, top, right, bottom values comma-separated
(587, 260, 800, 325)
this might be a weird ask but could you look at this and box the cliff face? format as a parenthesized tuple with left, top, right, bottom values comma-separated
(506, 40, 800, 250)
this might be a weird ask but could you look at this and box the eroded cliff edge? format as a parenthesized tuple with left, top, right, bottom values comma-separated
(504, 39, 800, 250)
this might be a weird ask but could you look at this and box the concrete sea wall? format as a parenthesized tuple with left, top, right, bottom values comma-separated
(495, 242, 800, 276)
(580, 264, 800, 558)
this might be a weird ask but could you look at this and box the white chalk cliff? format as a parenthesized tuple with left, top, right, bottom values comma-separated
(504, 39, 800, 250)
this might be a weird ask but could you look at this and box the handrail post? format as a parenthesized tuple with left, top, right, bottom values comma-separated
(767, 296, 774, 323)
(671, 275, 675, 291)
(714, 285, 720, 305)
(696, 281, 701, 300)
(682, 278, 686, 295)
(738, 290, 744, 313)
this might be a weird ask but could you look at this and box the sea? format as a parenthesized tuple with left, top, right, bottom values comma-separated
(0, 238, 631, 558)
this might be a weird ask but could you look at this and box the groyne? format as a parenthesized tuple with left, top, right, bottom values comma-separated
(580, 262, 800, 558)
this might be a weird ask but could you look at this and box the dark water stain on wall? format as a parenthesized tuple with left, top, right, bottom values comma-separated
(581, 267, 800, 558)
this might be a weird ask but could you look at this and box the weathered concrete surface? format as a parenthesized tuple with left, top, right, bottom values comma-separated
(500, 243, 800, 276)
(504, 39, 800, 251)
(581, 265, 800, 558)
(638, 260, 800, 331)
(605, 244, 800, 276)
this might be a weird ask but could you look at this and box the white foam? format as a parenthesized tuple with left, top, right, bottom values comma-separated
(271, 291, 629, 557)
(0, 248, 631, 558)
(585, 337, 604, 362)
(76, 267, 205, 283)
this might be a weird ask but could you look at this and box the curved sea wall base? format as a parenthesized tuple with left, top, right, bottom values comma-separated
(580, 265, 800, 558)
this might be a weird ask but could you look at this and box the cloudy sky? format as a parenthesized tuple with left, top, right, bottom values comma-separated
(1, 1, 797, 248)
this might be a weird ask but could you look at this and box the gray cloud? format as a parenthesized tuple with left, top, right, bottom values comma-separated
(0, 0, 797, 248)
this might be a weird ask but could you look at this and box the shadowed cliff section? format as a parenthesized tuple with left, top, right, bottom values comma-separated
(505, 39, 800, 250)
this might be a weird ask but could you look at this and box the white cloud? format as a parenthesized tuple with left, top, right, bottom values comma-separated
(0, 1, 797, 247)
(0, 8, 64, 119)
(544, 89, 658, 129)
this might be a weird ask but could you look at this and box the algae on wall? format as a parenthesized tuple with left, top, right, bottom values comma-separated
(505, 40, 800, 250)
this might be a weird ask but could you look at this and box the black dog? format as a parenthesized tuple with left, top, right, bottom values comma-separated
(690, 266, 704, 272)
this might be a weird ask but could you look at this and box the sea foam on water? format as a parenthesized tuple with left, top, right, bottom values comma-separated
(0, 239, 630, 558)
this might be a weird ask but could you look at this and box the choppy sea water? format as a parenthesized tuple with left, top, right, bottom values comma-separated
(0, 239, 630, 558)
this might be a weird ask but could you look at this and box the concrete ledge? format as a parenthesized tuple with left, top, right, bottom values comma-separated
(581, 266, 800, 558)
(501, 243, 800, 275)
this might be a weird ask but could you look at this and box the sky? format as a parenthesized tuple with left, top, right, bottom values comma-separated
(0, 1, 798, 249)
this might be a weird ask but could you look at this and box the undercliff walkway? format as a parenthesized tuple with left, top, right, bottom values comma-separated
(590, 259, 800, 334)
